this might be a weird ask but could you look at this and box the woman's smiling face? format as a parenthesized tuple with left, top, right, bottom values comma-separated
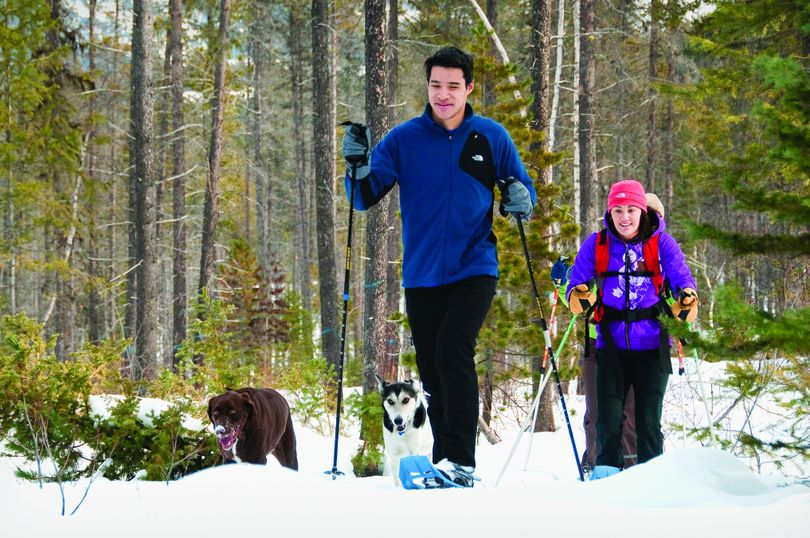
(610, 205, 643, 241)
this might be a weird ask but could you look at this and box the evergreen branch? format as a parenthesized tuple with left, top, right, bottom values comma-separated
(686, 222, 810, 257)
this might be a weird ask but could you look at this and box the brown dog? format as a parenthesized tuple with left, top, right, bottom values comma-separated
(207, 387, 298, 470)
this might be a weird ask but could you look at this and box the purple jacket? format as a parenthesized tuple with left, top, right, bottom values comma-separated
(567, 212, 696, 351)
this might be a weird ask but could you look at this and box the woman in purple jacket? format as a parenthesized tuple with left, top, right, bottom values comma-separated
(565, 180, 698, 479)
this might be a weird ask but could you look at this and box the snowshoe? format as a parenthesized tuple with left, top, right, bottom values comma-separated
(399, 456, 468, 489)
(589, 465, 621, 481)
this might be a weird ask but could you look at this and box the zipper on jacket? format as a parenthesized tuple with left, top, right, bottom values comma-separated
(442, 133, 453, 281)
(623, 245, 632, 349)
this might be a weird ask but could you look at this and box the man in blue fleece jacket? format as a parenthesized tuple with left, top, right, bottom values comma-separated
(342, 46, 536, 487)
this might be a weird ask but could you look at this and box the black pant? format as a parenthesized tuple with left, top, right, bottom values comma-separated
(580, 338, 637, 469)
(405, 275, 496, 468)
(595, 347, 669, 468)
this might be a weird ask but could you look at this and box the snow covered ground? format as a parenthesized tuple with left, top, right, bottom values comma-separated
(2, 374, 808, 538)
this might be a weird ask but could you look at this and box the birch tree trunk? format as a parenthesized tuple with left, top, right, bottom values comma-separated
(548, 0, 565, 161)
(362, 0, 389, 395)
(169, 0, 187, 364)
(311, 0, 340, 375)
(198, 0, 230, 300)
(131, 0, 158, 381)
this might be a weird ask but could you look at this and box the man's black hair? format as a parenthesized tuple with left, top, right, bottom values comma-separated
(424, 47, 474, 86)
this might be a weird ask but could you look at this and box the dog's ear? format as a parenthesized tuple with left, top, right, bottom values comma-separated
(407, 378, 421, 393)
(376, 374, 387, 393)
(240, 392, 256, 419)
(207, 396, 216, 421)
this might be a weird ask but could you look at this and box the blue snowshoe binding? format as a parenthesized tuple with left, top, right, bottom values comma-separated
(399, 456, 479, 489)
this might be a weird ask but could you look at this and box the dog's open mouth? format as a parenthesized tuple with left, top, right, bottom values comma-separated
(396, 425, 406, 435)
(216, 427, 240, 450)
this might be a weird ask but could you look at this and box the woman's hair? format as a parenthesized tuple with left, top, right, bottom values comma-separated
(607, 209, 655, 242)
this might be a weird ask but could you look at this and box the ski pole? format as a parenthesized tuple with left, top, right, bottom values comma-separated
(499, 179, 583, 481)
(494, 314, 578, 486)
(326, 121, 368, 479)
(677, 339, 686, 447)
(523, 288, 559, 467)
(686, 323, 717, 446)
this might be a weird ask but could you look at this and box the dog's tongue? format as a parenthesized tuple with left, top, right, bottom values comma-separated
(218, 434, 236, 449)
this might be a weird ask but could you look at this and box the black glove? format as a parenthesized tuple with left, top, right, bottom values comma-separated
(550, 256, 570, 288)
(498, 177, 534, 221)
(341, 122, 371, 180)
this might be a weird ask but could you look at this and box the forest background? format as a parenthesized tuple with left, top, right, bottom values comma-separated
(0, 0, 807, 481)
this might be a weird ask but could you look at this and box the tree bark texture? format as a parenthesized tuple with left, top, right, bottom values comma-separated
(578, 0, 598, 241)
(198, 0, 230, 299)
(529, 0, 551, 185)
(289, 3, 312, 309)
(169, 0, 187, 364)
(311, 0, 340, 375)
(384, 0, 402, 380)
(131, 0, 158, 381)
(645, 0, 659, 193)
(362, 0, 390, 395)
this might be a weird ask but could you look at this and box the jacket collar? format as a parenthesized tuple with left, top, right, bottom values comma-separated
(421, 103, 475, 132)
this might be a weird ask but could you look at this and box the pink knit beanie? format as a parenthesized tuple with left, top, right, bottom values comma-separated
(608, 180, 647, 211)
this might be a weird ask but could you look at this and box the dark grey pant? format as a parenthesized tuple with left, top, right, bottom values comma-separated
(595, 347, 669, 468)
(405, 275, 496, 469)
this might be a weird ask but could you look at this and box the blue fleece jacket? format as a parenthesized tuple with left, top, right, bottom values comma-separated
(345, 104, 536, 288)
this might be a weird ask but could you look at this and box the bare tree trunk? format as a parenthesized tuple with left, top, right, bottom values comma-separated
(615, 0, 628, 182)
(530, 0, 556, 433)
(572, 0, 581, 249)
(289, 3, 312, 309)
(578, 0, 598, 242)
(87, 0, 101, 343)
(663, 36, 676, 211)
(529, 0, 551, 184)
(131, 0, 158, 382)
(250, 23, 268, 270)
(483, 0, 497, 110)
(362, 0, 389, 395)
(108, 0, 122, 338)
(311, 0, 340, 374)
(198, 0, 230, 300)
(548, 0, 565, 161)
(169, 0, 187, 364)
(645, 0, 659, 192)
(384, 0, 401, 380)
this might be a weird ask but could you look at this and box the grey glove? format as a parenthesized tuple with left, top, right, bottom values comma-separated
(499, 177, 534, 221)
(341, 122, 371, 181)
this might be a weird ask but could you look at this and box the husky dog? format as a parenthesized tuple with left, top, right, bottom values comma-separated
(379, 377, 433, 486)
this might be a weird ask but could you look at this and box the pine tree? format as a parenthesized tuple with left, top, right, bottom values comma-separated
(678, 0, 810, 464)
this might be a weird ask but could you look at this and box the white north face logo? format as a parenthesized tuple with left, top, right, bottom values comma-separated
(472, 154, 484, 162)
(617, 192, 627, 198)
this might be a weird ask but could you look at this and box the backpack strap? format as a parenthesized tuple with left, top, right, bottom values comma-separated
(642, 234, 665, 297)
